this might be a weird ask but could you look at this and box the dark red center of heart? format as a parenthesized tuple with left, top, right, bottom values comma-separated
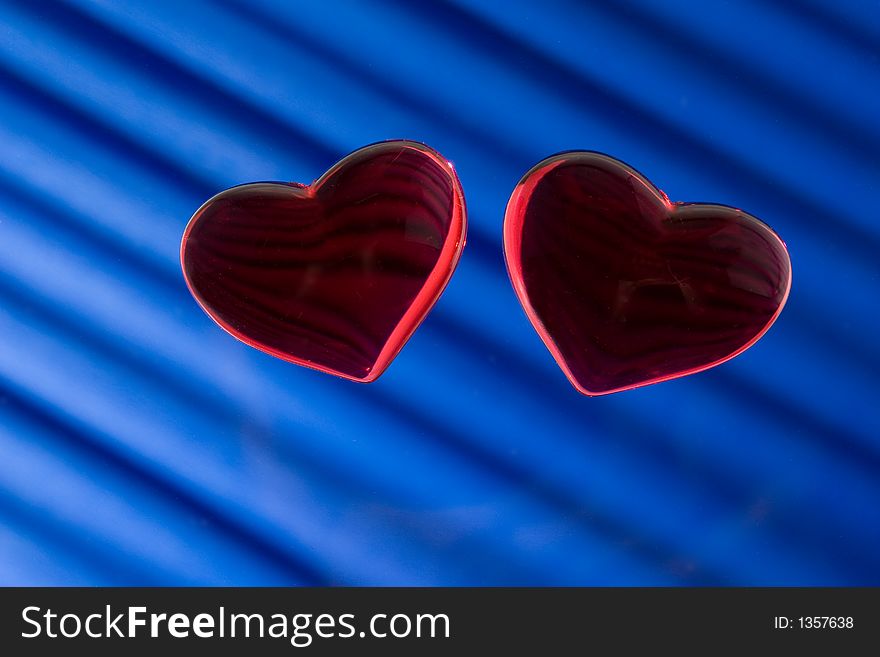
(504, 152, 791, 395)
(181, 141, 465, 381)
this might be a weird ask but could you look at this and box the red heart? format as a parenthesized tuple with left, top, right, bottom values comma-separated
(504, 152, 791, 396)
(181, 140, 466, 382)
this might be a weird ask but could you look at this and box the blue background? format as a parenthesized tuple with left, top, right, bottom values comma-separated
(0, 0, 878, 585)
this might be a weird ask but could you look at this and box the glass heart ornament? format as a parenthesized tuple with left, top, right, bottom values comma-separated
(504, 151, 792, 396)
(181, 140, 466, 382)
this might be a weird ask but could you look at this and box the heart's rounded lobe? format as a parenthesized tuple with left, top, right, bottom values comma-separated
(504, 152, 791, 395)
(181, 141, 466, 381)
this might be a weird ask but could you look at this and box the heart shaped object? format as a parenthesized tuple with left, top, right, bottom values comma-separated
(181, 140, 466, 382)
(504, 152, 791, 396)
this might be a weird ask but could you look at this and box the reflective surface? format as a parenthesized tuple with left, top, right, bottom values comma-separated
(1, 0, 878, 587)
(505, 152, 791, 395)
(181, 140, 466, 381)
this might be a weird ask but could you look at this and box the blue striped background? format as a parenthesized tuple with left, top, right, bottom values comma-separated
(0, 0, 878, 585)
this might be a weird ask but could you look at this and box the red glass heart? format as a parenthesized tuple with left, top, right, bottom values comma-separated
(504, 152, 791, 396)
(181, 140, 466, 382)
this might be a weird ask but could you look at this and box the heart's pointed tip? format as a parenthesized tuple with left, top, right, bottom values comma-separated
(575, 387, 610, 398)
(569, 376, 647, 398)
(352, 363, 386, 384)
